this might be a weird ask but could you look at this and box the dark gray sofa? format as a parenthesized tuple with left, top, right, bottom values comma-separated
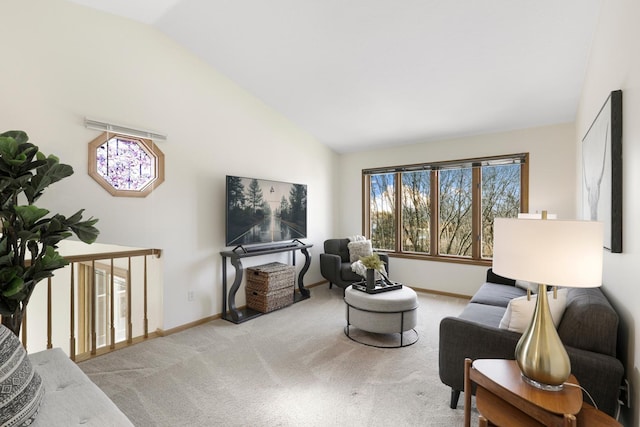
(439, 269, 624, 417)
(319, 238, 390, 290)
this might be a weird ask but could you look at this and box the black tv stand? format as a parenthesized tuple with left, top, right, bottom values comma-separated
(220, 241, 313, 324)
(233, 241, 300, 254)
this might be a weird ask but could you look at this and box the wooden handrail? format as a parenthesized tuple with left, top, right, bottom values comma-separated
(23, 248, 162, 267)
(62, 248, 162, 263)
(17, 246, 163, 361)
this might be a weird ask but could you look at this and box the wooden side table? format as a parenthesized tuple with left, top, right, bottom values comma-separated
(464, 359, 622, 427)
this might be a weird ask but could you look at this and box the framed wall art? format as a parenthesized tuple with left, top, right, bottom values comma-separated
(582, 89, 622, 253)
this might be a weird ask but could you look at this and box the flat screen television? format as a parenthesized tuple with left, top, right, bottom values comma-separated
(225, 175, 307, 247)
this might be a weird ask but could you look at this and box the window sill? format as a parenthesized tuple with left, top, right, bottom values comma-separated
(385, 252, 492, 267)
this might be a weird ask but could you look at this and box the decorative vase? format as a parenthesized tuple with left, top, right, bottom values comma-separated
(366, 268, 376, 291)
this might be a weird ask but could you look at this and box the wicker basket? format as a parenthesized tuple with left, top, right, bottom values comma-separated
(246, 262, 295, 313)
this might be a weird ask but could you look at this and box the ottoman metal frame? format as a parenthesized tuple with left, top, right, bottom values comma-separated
(344, 300, 419, 348)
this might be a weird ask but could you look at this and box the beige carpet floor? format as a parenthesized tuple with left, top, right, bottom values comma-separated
(79, 285, 479, 426)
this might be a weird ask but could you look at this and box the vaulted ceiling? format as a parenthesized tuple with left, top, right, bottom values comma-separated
(67, 0, 602, 153)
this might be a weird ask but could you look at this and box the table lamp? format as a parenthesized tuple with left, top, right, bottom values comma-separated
(492, 213, 603, 390)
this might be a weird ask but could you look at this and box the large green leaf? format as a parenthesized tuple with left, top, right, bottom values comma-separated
(0, 266, 24, 297)
(0, 134, 19, 159)
(39, 246, 69, 271)
(70, 219, 100, 244)
(1, 276, 24, 297)
(27, 240, 40, 260)
(0, 252, 13, 267)
(15, 205, 49, 228)
(17, 230, 41, 243)
(25, 160, 74, 203)
(4, 153, 28, 166)
(0, 137, 38, 172)
(51, 210, 100, 244)
(0, 130, 29, 145)
(0, 237, 9, 254)
(0, 179, 12, 192)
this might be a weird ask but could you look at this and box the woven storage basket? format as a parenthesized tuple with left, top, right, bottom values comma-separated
(246, 262, 295, 313)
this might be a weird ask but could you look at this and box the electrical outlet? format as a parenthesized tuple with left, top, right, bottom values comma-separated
(187, 291, 194, 302)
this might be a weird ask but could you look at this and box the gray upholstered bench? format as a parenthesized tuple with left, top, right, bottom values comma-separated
(344, 284, 419, 348)
(1, 322, 132, 426)
(30, 348, 133, 426)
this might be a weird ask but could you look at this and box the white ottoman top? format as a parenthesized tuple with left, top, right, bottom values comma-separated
(344, 285, 418, 313)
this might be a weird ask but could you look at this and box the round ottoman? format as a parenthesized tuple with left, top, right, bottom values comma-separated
(344, 285, 419, 348)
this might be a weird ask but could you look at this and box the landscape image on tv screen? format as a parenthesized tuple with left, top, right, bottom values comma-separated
(225, 175, 307, 247)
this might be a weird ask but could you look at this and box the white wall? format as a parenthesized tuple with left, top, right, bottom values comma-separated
(337, 123, 577, 296)
(0, 0, 336, 331)
(576, 0, 640, 424)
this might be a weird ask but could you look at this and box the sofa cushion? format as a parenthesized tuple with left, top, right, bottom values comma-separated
(558, 287, 619, 357)
(470, 282, 526, 307)
(499, 288, 568, 333)
(0, 324, 45, 427)
(458, 303, 507, 328)
(340, 263, 362, 282)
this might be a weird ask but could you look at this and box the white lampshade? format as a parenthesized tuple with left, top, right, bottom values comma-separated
(493, 218, 603, 288)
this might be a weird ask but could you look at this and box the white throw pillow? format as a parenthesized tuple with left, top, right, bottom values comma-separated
(499, 288, 568, 333)
(515, 280, 538, 294)
(347, 240, 373, 263)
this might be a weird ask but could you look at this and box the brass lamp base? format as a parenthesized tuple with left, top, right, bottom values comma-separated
(515, 283, 570, 390)
(520, 373, 565, 391)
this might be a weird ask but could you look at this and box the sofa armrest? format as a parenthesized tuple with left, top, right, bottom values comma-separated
(438, 316, 521, 392)
(565, 345, 624, 417)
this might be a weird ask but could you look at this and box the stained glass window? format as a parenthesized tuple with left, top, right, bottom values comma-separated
(88, 132, 164, 197)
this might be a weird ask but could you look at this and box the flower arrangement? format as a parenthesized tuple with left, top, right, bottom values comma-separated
(351, 253, 388, 281)
(359, 253, 385, 271)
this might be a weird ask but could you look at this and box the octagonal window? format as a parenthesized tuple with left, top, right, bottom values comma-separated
(89, 132, 164, 197)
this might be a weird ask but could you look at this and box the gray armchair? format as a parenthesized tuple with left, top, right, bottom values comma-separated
(319, 238, 390, 290)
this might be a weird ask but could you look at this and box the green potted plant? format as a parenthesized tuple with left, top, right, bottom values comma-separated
(0, 130, 99, 336)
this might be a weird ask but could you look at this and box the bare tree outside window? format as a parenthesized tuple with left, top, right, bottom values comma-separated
(401, 171, 430, 253)
(370, 173, 395, 250)
(481, 164, 521, 257)
(439, 168, 473, 257)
